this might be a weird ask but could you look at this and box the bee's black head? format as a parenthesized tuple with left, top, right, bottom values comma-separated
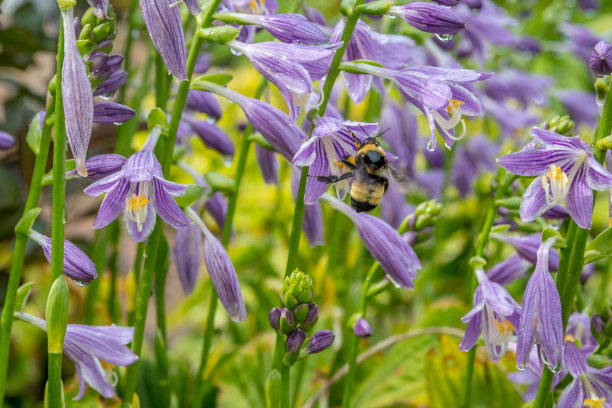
(358, 140, 386, 172)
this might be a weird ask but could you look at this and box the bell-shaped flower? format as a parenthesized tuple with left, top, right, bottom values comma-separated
(140, 0, 187, 80)
(185, 207, 246, 322)
(256, 144, 279, 185)
(459, 269, 521, 362)
(554, 90, 599, 128)
(187, 90, 222, 120)
(174, 224, 201, 295)
(492, 233, 560, 271)
(84, 128, 191, 242)
(506, 342, 562, 402)
(558, 340, 612, 408)
(228, 40, 340, 121)
(28, 230, 98, 285)
(183, 115, 235, 158)
(293, 116, 379, 204)
(485, 255, 530, 285)
(61, 8, 94, 177)
(497, 127, 612, 229)
(566, 313, 599, 356)
(320, 194, 420, 289)
(387, 2, 465, 35)
(19, 312, 137, 400)
(516, 238, 563, 372)
(224, 12, 328, 44)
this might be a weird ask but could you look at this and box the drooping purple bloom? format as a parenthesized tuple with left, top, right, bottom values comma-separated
(140, 0, 187, 80)
(306, 330, 335, 354)
(291, 167, 324, 247)
(486, 254, 531, 285)
(320, 194, 420, 289)
(492, 233, 560, 271)
(558, 340, 612, 408)
(93, 102, 136, 124)
(187, 90, 222, 120)
(293, 117, 379, 204)
(482, 95, 539, 138)
(28, 230, 98, 284)
(228, 40, 340, 121)
(516, 238, 563, 371)
(380, 101, 418, 177)
(93, 70, 127, 97)
(185, 208, 246, 322)
(61, 8, 94, 177)
(354, 318, 373, 338)
(225, 13, 328, 44)
(507, 342, 561, 402)
(66, 153, 127, 180)
(184, 116, 235, 157)
(184, 0, 202, 16)
(589, 41, 612, 77)
(515, 36, 541, 54)
(256, 145, 279, 185)
(555, 90, 599, 128)
(0, 131, 16, 150)
(459, 269, 521, 362)
(174, 224, 201, 295)
(20, 313, 137, 400)
(497, 127, 612, 229)
(84, 129, 191, 242)
(387, 2, 465, 35)
(566, 313, 599, 355)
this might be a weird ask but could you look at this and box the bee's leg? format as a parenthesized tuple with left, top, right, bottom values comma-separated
(340, 156, 357, 169)
(313, 173, 353, 184)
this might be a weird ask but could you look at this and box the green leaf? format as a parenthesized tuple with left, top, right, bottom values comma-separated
(199, 26, 241, 44)
(175, 184, 205, 209)
(14, 207, 41, 237)
(585, 227, 612, 264)
(26, 112, 42, 155)
(15, 282, 36, 313)
(204, 172, 236, 194)
(147, 108, 169, 134)
(191, 73, 234, 89)
(265, 370, 281, 408)
(248, 133, 275, 151)
(355, 0, 393, 15)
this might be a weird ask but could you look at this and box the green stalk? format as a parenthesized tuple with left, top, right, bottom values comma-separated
(128, 242, 145, 326)
(0, 93, 56, 403)
(284, 166, 308, 276)
(459, 172, 517, 408)
(281, 363, 291, 408)
(190, 77, 268, 408)
(533, 84, 612, 408)
(108, 221, 121, 323)
(47, 353, 64, 407)
(122, 3, 222, 406)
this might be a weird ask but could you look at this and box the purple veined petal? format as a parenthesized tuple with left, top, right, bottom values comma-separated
(461, 285, 485, 323)
(589, 40, 612, 78)
(403, 66, 492, 84)
(124, 195, 157, 242)
(529, 127, 584, 151)
(123, 150, 157, 183)
(93, 102, 136, 124)
(255, 144, 279, 185)
(486, 254, 530, 285)
(394, 70, 452, 110)
(516, 270, 538, 369)
(67, 154, 127, 180)
(140, 0, 188, 80)
(193, 54, 211, 74)
(291, 167, 324, 246)
(152, 178, 191, 229)
(92, 178, 130, 229)
(495, 234, 560, 271)
(30, 232, 98, 282)
(459, 311, 482, 351)
(187, 90, 222, 119)
(562, 341, 588, 378)
(519, 178, 554, 223)
(174, 224, 201, 295)
(205, 192, 229, 231)
(306, 330, 334, 354)
(480, 279, 519, 316)
(67, 324, 134, 345)
(184, 0, 202, 16)
(92, 55, 123, 78)
(388, 2, 465, 35)
(65, 327, 137, 366)
(293, 137, 317, 167)
(303, 144, 332, 205)
(311, 116, 343, 140)
(239, 13, 328, 44)
(93, 70, 127, 97)
(87, 0, 110, 19)
(586, 155, 612, 190)
(155, 177, 186, 197)
(343, 72, 373, 105)
(84, 170, 125, 196)
(64, 340, 116, 399)
(556, 378, 585, 408)
(449, 84, 482, 116)
(566, 163, 593, 230)
(187, 118, 235, 157)
(497, 148, 577, 177)
(0, 131, 16, 150)
(61, 8, 94, 177)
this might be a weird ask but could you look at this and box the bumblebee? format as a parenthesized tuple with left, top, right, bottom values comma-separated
(315, 128, 398, 212)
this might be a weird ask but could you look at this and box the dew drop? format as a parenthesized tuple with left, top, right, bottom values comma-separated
(516, 362, 526, 371)
(230, 48, 243, 56)
(426, 140, 435, 151)
(99, 92, 114, 101)
(222, 155, 233, 167)
(108, 370, 119, 387)
(387, 14, 397, 19)
(435, 33, 455, 42)
(113, 121, 124, 126)
(72, 278, 92, 287)
(444, 142, 453, 150)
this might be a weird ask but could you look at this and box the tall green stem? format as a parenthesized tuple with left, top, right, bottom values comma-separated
(47, 353, 63, 407)
(121, 3, 222, 406)
(281, 363, 291, 408)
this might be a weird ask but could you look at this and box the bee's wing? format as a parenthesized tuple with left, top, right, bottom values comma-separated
(386, 165, 413, 194)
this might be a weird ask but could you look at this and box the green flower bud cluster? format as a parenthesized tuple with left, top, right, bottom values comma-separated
(541, 115, 575, 136)
(395, 199, 442, 246)
(78, 6, 117, 59)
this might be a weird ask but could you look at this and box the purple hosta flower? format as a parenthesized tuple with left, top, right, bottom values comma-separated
(515, 36, 541, 54)
(483, 69, 553, 109)
(563, 23, 601, 62)
(93, 70, 127, 97)
(187, 90, 222, 120)
(227, 13, 328, 44)
(452, 135, 498, 196)
(84, 128, 191, 242)
(29, 230, 98, 285)
(516, 238, 563, 371)
(256, 145, 279, 185)
(459, 268, 521, 362)
(486, 255, 531, 285)
(185, 208, 246, 322)
(183, 116, 235, 158)
(354, 318, 372, 338)
(184, 0, 202, 16)
(302, 4, 327, 28)
(498, 127, 612, 229)
(293, 117, 379, 204)
(20, 313, 137, 400)
(174, 224, 201, 295)
(291, 167, 323, 247)
(580, 262, 596, 285)
(558, 340, 612, 408)
(555, 90, 599, 128)
(492, 233, 560, 271)
(222, 0, 278, 14)
(67, 153, 127, 180)
(566, 313, 599, 355)
(331, 19, 415, 103)
(306, 330, 335, 354)
(93, 102, 136, 124)
(387, 2, 465, 35)
(207, 84, 305, 161)
(61, 8, 94, 177)
(228, 41, 340, 121)
(351, 63, 489, 150)
(320, 194, 420, 289)
(140, 0, 187, 80)
(87, 0, 110, 19)
(507, 342, 561, 401)
(0, 131, 16, 150)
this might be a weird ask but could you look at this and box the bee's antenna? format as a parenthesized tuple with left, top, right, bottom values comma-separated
(377, 128, 391, 139)
(358, 124, 370, 138)
(348, 129, 362, 148)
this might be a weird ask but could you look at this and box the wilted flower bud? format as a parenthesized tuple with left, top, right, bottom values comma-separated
(286, 329, 306, 353)
(306, 330, 335, 354)
(279, 308, 296, 334)
(590, 41, 612, 78)
(354, 318, 373, 338)
(301, 303, 319, 331)
(269, 307, 282, 332)
(281, 270, 314, 309)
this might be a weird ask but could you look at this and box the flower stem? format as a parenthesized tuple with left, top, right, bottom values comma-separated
(281, 363, 291, 408)
(460, 171, 517, 408)
(47, 353, 63, 407)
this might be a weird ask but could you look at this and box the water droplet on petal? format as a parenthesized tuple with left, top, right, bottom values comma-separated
(113, 121, 124, 126)
(222, 155, 233, 167)
(99, 92, 114, 101)
(72, 278, 92, 287)
(230, 48, 243, 56)
(426, 140, 435, 151)
(516, 362, 526, 371)
(435, 33, 455, 42)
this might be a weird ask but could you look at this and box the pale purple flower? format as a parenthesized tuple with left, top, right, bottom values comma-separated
(293, 116, 379, 204)
(558, 340, 612, 408)
(93, 70, 127, 97)
(61, 8, 94, 177)
(507, 342, 561, 401)
(555, 90, 599, 128)
(222, 0, 277, 14)
(183, 116, 235, 157)
(486, 255, 531, 285)
(226, 13, 328, 44)
(482, 95, 539, 138)
(93, 102, 136, 124)
(66, 153, 127, 179)
(563, 23, 600, 62)
(20, 313, 137, 400)
(483, 69, 553, 108)
(174, 224, 201, 295)
(387, 2, 465, 35)
(306, 330, 335, 354)
(566, 313, 599, 355)
(459, 269, 521, 362)
(28, 230, 98, 285)
(497, 127, 612, 229)
(187, 90, 222, 120)
(84, 129, 191, 242)
(380, 101, 418, 177)
(291, 167, 324, 247)
(140, 0, 187, 80)
(0, 131, 16, 150)
(516, 238, 563, 371)
(354, 318, 372, 338)
(492, 233, 560, 271)
(320, 194, 420, 289)
(184, 0, 202, 16)
(256, 145, 279, 185)
(87, 0, 110, 19)
(452, 135, 498, 196)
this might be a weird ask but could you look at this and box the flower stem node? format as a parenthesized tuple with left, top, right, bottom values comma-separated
(340, 0, 357, 16)
(355, 0, 393, 15)
(468, 256, 487, 270)
(14, 207, 42, 238)
(199, 26, 241, 45)
(542, 227, 566, 249)
(45, 277, 69, 354)
(57, 0, 76, 11)
(281, 270, 314, 309)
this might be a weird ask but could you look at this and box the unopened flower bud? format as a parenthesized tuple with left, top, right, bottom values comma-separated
(590, 41, 612, 78)
(354, 318, 373, 338)
(293, 304, 309, 323)
(281, 270, 314, 309)
(280, 308, 296, 334)
(286, 329, 306, 353)
(301, 303, 319, 331)
(306, 330, 334, 354)
(66, 153, 126, 180)
(269, 307, 281, 332)
(46, 277, 69, 353)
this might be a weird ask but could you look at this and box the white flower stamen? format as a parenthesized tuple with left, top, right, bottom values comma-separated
(125, 182, 150, 232)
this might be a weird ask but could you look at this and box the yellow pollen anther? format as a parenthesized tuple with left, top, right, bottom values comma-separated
(564, 334, 575, 343)
(542, 164, 570, 205)
(494, 320, 514, 334)
(584, 398, 606, 408)
(125, 194, 149, 212)
(447, 99, 464, 114)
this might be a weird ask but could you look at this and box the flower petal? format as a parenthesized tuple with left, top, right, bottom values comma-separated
(153, 178, 191, 229)
(519, 178, 553, 223)
(92, 178, 130, 229)
(566, 164, 593, 229)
